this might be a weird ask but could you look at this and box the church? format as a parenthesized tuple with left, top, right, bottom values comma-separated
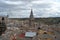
(0, 15, 8, 35)
(6, 9, 40, 32)
(0, 9, 41, 34)
(8, 9, 38, 25)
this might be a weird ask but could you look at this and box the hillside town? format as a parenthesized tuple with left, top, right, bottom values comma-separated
(0, 10, 60, 40)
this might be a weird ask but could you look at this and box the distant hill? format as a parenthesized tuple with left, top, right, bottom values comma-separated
(9, 17, 60, 25)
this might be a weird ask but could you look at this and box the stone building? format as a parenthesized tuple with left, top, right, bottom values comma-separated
(0, 15, 8, 35)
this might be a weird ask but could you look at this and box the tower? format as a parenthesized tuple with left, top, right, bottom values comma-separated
(0, 15, 8, 36)
(29, 9, 34, 27)
(30, 9, 34, 20)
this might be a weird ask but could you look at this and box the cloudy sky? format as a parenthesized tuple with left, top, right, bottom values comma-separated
(0, 0, 60, 18)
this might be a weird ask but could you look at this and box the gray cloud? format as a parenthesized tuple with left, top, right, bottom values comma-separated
(0, 0, 60, 18)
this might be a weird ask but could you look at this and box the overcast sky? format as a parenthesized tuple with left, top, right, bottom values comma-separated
(0, 0, 60, 18)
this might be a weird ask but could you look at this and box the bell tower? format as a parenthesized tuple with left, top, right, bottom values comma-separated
(0, 15, 8, 36)
(30, 9, 34, 20)
(29, 9, 34, 27)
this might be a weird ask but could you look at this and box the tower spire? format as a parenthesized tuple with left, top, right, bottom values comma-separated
(29, 9, 34, 27)
(30, 9, 34, 19)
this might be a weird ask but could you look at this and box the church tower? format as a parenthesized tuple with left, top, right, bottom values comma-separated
(30, 9, 34, 20)
(29, 9, 34, 27)
(0, 15, 8, 36)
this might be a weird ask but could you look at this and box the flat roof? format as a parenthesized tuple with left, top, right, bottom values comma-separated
(25, 32, 37, 37)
